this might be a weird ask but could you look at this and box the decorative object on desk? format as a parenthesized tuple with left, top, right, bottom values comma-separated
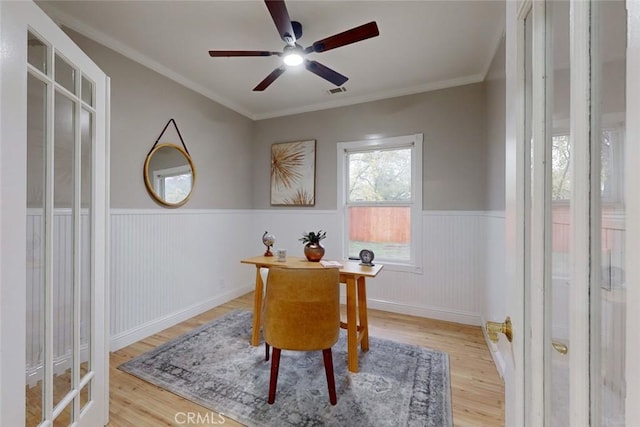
(276, 248, 287, 262)
(359, 249, 375, 266)
(270, 140, 316, 206)
(119, 310, 453, 427)
(262, 231, 275, 257)
(319, 260, 343, 268)
(299, 230, 326, 262)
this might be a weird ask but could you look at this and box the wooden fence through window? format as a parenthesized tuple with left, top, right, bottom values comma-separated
(348, 206, 410, 243)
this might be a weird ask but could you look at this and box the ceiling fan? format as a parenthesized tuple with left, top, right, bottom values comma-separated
(208, 0, 379, 91)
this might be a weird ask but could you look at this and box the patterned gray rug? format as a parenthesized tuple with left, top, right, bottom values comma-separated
(119, 310, 452, 426)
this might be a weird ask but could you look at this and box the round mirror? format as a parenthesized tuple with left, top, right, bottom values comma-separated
(143, 143, 196, 207)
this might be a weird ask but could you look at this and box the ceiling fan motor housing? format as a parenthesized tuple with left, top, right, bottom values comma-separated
(291, 21, 303, 40)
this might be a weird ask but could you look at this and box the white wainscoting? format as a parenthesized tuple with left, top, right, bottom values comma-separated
(108, 208, 507, 352)
(26, 209, 92, 385)
(109, 209, 255, 351)
(253, 209, 506, 326)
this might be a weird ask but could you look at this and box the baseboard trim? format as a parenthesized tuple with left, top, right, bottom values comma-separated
(109, 286, 253, 351)
(342, 297, 482, 326)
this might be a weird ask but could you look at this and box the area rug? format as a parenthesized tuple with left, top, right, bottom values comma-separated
(119, 310, 452, 427)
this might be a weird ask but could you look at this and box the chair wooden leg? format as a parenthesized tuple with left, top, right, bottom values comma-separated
(322, 348, 338, 405)
(265, 343, 270, 361)
(268, 348, 281, 404)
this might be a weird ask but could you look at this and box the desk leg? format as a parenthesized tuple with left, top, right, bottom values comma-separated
(251, 267, 264, 346)
(345, 276, 358, 373)
(357, 276, 369, 351)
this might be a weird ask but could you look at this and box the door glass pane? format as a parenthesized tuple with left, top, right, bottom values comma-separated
(55, 53, 76, 94)
(53, 404, 71, 427)
(81, 76, 94, 107)
(80, 108, 92, 388)
(595, 2, 626, 425)
(26, 73, 47, 427)
(80, 383, 90, 412)
(28, 31, 48, 74)
(52, 90, 75, 408)
(550, 1, 570, 426)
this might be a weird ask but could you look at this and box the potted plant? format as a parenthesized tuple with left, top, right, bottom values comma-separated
(299, 230, 326, 262)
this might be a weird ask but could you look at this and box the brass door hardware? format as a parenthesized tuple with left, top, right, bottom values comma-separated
(486, 317, 513, 343)
(552, 341, 568, 355)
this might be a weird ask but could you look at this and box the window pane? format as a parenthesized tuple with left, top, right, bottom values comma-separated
(28, 32, 47, 74)
(162, 173, 192, 204)
(26, 72, 47, 427)
(80, 108, 92, 389)
(551, 135, 571, 200)
(348, 206, 410, 261)
(81, 76, 93, 107)
(52, 90, 75, 408)
(348, 148, 411, 202)
(553, 129, 625, 203)
(55, 53, 76, 94)
(596, 1, 626, 425)
(549, 2, 570, 425)
(600, 128, 624, 203)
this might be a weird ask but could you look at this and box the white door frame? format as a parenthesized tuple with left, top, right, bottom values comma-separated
(0, 2, 29, 424)
(0, 1, 109, 425)
(507, 0, 639, 425)
(504, 0, 531, 424)
(567, 2, 592, 424)
(625, 0, 640, 424)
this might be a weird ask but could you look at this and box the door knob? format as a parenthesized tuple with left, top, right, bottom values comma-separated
(486, 316, 513, 343)
(552, 341, 568, 355)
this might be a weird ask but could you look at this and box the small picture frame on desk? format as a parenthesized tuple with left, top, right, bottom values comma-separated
(359, 249, 375, 266)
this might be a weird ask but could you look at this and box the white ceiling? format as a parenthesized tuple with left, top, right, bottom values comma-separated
(38, 0, 505, 120)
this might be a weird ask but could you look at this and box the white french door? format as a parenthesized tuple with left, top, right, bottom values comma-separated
(1, 2, 108, 426)
(509, 0, 633, 426)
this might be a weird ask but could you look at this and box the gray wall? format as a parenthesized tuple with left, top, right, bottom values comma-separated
(66, 29, 255, 209)
(252, 84, 489, 210)
(484, 35, 506, 211)
(66, 30, 497, 213)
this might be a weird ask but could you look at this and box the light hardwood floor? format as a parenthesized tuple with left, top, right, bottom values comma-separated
(108, 292, 505, 427)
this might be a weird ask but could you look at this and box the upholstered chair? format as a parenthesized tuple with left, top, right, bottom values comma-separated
(263, 267, 340, 405)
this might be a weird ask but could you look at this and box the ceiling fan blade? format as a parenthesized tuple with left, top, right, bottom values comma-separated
(209, 50, 281, 57)
(265, 0, 296, 46)
(253, 66, 286, 91)
(306, 21, 379, 54)
(304, 60, 348, 86)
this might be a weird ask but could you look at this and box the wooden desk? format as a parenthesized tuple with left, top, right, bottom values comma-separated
(241, 255, 383, 373)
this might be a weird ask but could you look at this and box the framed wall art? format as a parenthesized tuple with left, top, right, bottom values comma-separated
(270, 139, 316, 206)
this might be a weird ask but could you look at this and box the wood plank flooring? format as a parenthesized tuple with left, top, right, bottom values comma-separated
(108, 293, 504, 426)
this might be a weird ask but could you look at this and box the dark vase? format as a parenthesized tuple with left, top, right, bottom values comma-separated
(304, 242, 325, 262)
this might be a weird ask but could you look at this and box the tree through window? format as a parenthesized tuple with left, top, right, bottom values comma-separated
(552, 128, 624, 203)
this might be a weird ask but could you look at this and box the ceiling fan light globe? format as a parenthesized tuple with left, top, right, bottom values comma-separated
(283, 53, 303, 67)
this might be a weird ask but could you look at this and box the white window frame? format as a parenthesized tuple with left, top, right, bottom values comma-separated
(337, 133, 423, 273)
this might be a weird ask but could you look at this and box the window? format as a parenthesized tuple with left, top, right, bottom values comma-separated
(337, 134, 422, 271)
(552, 126, 625, 203)
(153, 165, 192, 204)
